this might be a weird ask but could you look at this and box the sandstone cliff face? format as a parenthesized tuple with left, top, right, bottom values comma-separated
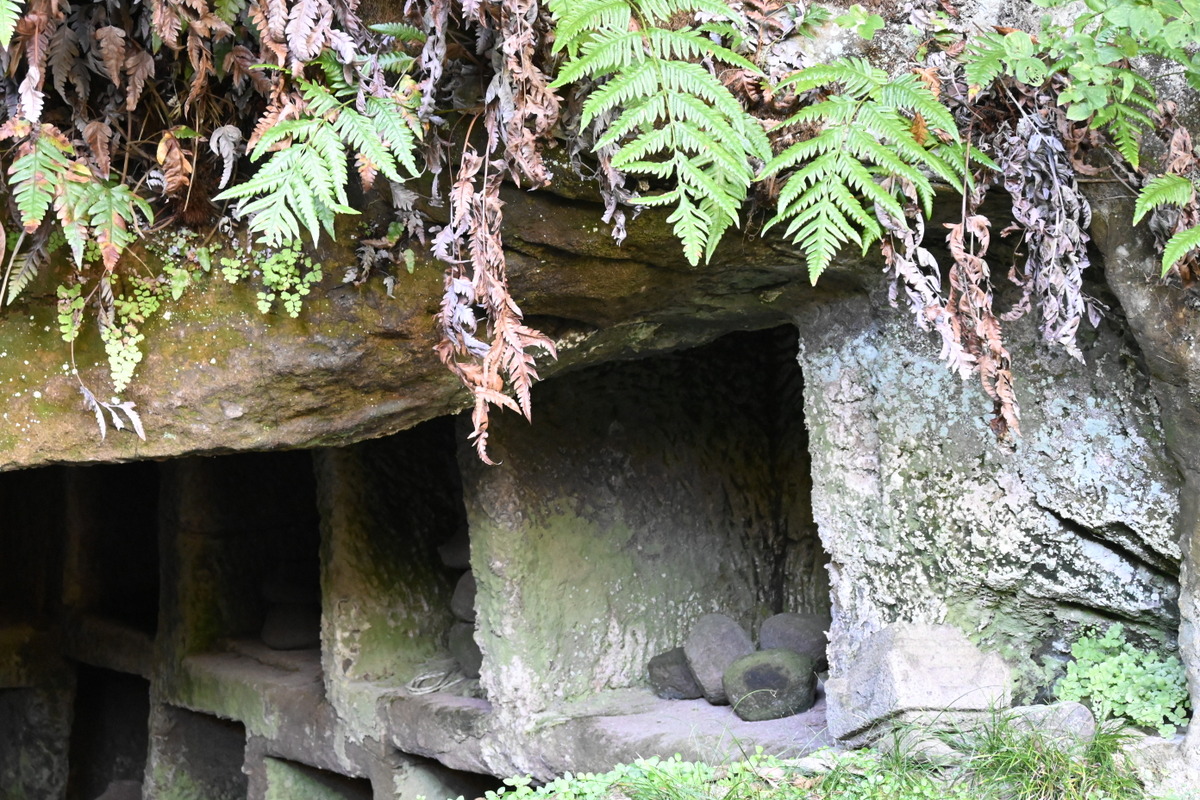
(0, 181, 1198, 795)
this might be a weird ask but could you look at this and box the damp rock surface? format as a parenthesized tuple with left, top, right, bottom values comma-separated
(723, 649, 817, 721)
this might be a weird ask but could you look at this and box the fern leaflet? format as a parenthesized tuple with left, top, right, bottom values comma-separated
(1162, 224, 1200, 277)
(1134, 174, 1195, 225)
(762, 59, 963, 282)
(549, 0, 769, 265)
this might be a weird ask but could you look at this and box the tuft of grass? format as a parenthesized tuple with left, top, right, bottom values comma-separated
(475, 714, 1150, 800)
(961, 715, 1144, 800)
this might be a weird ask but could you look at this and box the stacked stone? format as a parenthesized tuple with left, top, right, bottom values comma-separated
(441, 529, 483, 679)
(646, 611, 831, 721)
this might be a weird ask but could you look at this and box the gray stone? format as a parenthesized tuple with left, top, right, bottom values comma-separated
(759, 612, 830, 672)
(261, 603, 322, 650)
(94, 780, 142, 800)
(448, 622, 482, 679)
(824, 623, 1011, 744)
(647, 647, 703, 700)
(450, 572, 476, 623)
(796, 297, 1182, 706)
(684, 614, 755, 705)
(723, 649, 816, 721)
(1008, 701, 1096, 750)
(438, 529, 472, 570)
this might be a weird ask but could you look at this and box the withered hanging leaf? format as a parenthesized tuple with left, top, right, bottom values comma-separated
(184, 31, 213, 112)
(48, 20, 86, 103)
(224, 44, 274, 95)
(15, 10, 53, 122)
(209, 124, 244, 189)
(94, 26, 126, 87)
(123, 46, 154, 110)
(83, 119, 113, 175)
(149, 0, 182, 48)
(247, 1, 287, 64)
(156, 129, 192, 195)
(264, 0, 287, 39)
(284, 0, 322, 64)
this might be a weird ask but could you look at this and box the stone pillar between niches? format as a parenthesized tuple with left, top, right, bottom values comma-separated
(794, 297, 1183, 741)
(0, 686, 74, 800)
(314, 421, 460, 743)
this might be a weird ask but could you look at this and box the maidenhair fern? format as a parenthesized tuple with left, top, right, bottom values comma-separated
(547, 0, 771, 265)
(761, 58, 969, 282)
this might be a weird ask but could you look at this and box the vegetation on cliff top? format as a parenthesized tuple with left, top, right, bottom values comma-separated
(0, 0, 1196, 455)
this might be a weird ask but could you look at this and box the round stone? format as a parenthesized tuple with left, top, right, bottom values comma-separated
(683, 614, 754, 705)
(723, 648, 817, 721)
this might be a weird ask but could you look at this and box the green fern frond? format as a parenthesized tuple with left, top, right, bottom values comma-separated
(1162, 224, 1200, 276)
(1134, 174, 1194, 225)
(336, 109, 401, 183)
(777, 57, 887, 97)
(5, 251, 37, 304)
(8, 129, 75, 232)
(963, 32, 1009, 87)
(0, 0, 22, 49)
(549, 0, 766, 264)
(219, 70, 420, 247)
(762, 57, 959, 280)
(549, 0, 632, 55)
(82, 181, 154, 271)
(366, 96, 420, 175)
(368, 22, 428, 42)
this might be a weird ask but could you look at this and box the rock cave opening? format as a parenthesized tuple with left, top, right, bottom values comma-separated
(0, 324, 841, 796)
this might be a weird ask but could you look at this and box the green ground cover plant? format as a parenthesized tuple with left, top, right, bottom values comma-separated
(474, 714, 1151, 800)
(1055, 625, 1191, 737)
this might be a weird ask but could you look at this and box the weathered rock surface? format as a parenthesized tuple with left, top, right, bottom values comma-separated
(797, 296, 1183, 712)
(758, 612, 830, 672)
(723, 649, 817, 721)
(0, 189, 870, 474)
(824, 623, 1011, 744)
(1008, 701, 1097, 750)
(1086, 183, 1200, 785)
(646, 648, 703, 700)
(684, 615, 756, 706)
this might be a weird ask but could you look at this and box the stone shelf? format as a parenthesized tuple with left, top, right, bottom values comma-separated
(384, 691, 493, 774)
(174, 640, 332, 752)
(62, 614, 155, 679)
(385, 685, 831, 780)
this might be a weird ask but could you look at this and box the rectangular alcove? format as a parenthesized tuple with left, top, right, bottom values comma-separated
(451, 326, 833, 774)
(146, 706, 248, 800)
(159, 451, 327, 736)
(60, 462, 160, 678)
(65, 666, 151, 800)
